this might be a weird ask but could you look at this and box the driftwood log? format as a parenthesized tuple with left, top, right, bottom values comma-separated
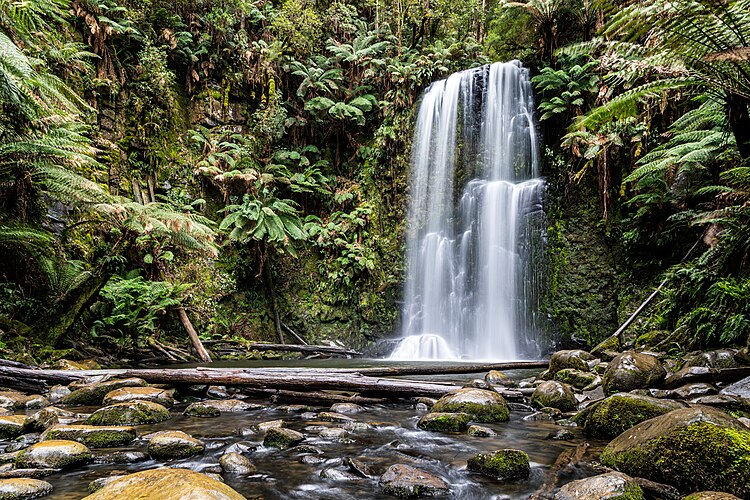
(204, 342, 363, 358)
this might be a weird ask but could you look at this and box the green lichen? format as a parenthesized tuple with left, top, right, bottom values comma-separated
(416, 412, 471, 433)
(467, 449, 530, 480)
(45, 428, 136, 448)
(184, 404, 221, 417)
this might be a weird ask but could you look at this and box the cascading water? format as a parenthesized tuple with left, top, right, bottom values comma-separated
(390, 61, 546, 361)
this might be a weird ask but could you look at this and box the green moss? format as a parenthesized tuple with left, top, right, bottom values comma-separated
(467, 449, 530, 480)
(45, 427, 136, 448)
(601, 421, 750, 497)
(184, 403, 221, 417)
(417, 412, 471, 433)
(582, 395, 682, 439)
(554, 368, 597, 389)
(432, 394, 510, 423)
(263, 427, 304, 449)
(86, 402, 170, 426)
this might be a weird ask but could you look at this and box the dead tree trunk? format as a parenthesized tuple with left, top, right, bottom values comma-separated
(176, 307, 212, 363)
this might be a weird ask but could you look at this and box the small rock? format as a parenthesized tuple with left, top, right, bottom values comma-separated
(207, 386, 230, 399)
(0, 468, 55, 479)
(61, 378, 147, 406)
(42, 425, 136, 448)
(15, 440, 91, 469)
(523, 412, 553, 422)
(91, 451, 149, 464)
(301, 454, 324, 464)
(102, 387, 175, 408)
(24, 407, 76, 432)
(432, 388, 510, 422)
(685, 349, 744, 369)
(464, 379, 492, 390)
(467, 425, 497, 437)
(547, 429, 575, 440)
(554, 368, 598, 389)
(256, 420, 284, 433)
(720, 375, 750, 399)
(671, 383, 717, 399)
(318, 412, 354, 422)
(263, 427, 304, 449)
(531, 381, 577, 411)
(0, 392, 47, 411)
(219, 452, 256, 474)
(0, 478, 53, 499)
(663, 366, 717, 389)
(555, 471, 644, 499)
(684, 492, 742, 500)
(46, 386, 71, 404)
(184, 400, 261, 416)
(86, 401, 170, 426)
(276, 405, 312, 413)
(320, 468, 359, 480)
(379, 464, 449, 498)
(0, 416, 27, 440)
(147, 431, 205, 459)
(5, 434, 40, 453)
(414, 398, 436, 408)
(485, 370, 517, 387)
(330, 403, 365, 414)
(319, 428, 350, 440)
(417, 412, 471, 433)
(467, 449, 530, 480)
(346, 457, 377, 478)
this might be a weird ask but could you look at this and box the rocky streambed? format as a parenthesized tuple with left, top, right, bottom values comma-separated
(0, 348, 748, 499)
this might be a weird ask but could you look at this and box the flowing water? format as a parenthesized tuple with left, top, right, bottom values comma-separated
(393, 61, 546, 361)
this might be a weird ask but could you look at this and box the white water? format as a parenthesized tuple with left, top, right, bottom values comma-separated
(392, 61, 545, 361)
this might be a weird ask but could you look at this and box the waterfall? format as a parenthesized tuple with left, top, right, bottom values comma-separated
(390, 61, 545, 361)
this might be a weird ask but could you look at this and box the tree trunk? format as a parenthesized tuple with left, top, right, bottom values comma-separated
(264, 262, 285, 344)
(176, 307, 212, 362)
(727, 93, 750, 159)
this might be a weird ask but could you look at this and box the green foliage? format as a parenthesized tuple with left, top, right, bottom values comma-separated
(532, 58, 599, 120)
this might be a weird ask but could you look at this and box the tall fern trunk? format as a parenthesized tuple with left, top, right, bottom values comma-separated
(263, 259, 285, 345)
(727, 93, 750, 159)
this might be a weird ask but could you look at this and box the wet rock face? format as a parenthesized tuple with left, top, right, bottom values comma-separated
(554, 471, 645, 500)
(81, 467, 245, 500)
(602, 351, 666, 395)
(416, 412, 471, 433)
(15, 440, 91, 469)
(548, 350, 595, 375)
(219, 452, 256, 474)
(431, 388, 510, 423)
(554, 368, 599, 389)
(0, 478, 53, 499)
(600, 407, 750, 498)
(530, 381, 577, 412)
(577, 393, 685, 439)
(467, 425, 496, 437)
(86, 401, 170, 426)
(379, 464, 449, 498)
(685, 349, 745, 369)
(102, 387, 175, 408)
(263, 427, 304, 449)
(42, 425, 136, 448)
(147, 431, 205, 459)
(467, 449, 530, 480)
(720, 375, 750, 399)
(61, 378, 147, 406)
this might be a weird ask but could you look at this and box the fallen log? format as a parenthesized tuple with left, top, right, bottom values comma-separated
(204, 342, 363, 357)
(242, 388, 388, 406)
(352, 361, 548, 377)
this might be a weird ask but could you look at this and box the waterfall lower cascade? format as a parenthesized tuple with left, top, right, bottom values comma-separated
(390, 61, 546, 361)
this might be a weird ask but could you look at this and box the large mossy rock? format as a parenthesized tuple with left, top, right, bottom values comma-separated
(102, 387, 174, 408)
(554, 368, 599, 389)
(554, 472, 644, 500)
(43, 425, 136, 448)
(147, 431, 205, 459)
(431, 388, 509, 423)
(81, 468, 245, 499)
(24, 407, 76, 432)
(531, 381, 577, 412)
(416, 412, 471, 433)
(15, 440, 91, 469)
(379, 464, 449, 498)
(601, 407, 750, 497)
(219, 452, 256, 474)
(602, 351, 666, 395)
(0, 478, 53, 499)
(263, 427, 304, 449)
(577, 393, 685, 439)
(549, 350, 595, 375)
(61, 378, 147, 406)
(0, 416, 27, 440)
(466, 449, 530, 480)
(86, 401, 170, 426)
(0, 392, 47, 411)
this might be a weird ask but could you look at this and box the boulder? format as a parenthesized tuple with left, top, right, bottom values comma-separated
(0, 416, 26, 440)
(685, 349, 745, 369)
(318, 412, 354, 422)
(531, 381, 577, 412)
(379, 464, 449, 498)
(416, 413, 471, 433)
(263, 427, 304, 449)
(600, 407, 750, 497)
(485, 370, 517, 387)
(42, 425, 136, 448)
(684, 493, 742, 500)
(24, 408, 76, 432)
(330, 403, 365, 414)
(663, 366, 718, 389)
(554, 471, 644, 499)
(602, 351, 666, 395)
(0, 478, 53, 499)
(554, 369, 599, 390)
(15, 440, 91, 469)
(0, 392, 47, 411)
(467, 425, 497, 437)
(61, 378, 147, 406)
(466, 449, 530, 480)
(219, 452, 256, 474)
(102, 387, 174, 408)
(147, 431, 205, 459)
(86, 401, 170, 426)
(720, 375, 750, 399)
(431, 388, 510, 422)
(184, 400, 261, 417)
(577, 393, 685, 439)
(549, 350, 595, 374)
(81, 468, 245, 499)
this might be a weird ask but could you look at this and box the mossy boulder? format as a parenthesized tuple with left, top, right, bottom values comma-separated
(466, 449, 530, 480)
(102, 387, 174, 408)
(86, 401, 170, 426)
(416, 412, 471, 433)
(485, 370, 516, 387)
(147, 431, 205, 459)
(600, 407, 750, 497)
(591, 335, 621, 361)
(554, 471, 644, 500)
(81, 468, 245, 499)
(603, 351, 666, 395)
(0, 392, 47, 411)
(24, 408, 76, 432)
(42, 425, 136, 448)
(219, 452, 256, 474)
(577, 393, 685, 439)
(183, 403, 220, 417)
(531, 381, 577, 412)
(263, 427, 304, 449)
(431, 388, 510, 423)
(549, 350, 594, 375)
(0, 478, 53, 499)
(554, 368, 599, 389)
(15, 440, 91, 469)
(685, 349, 744, 370)
(379, 464, 449, 498)
(61, 378, 147, 406)
(684, 492, 742, 500)
(183, 400, 260, 417)
(0, 416, 26, 440)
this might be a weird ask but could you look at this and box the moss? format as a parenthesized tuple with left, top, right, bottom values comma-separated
(86, 402, 170, 426)
(417, 412, 471, 433)
(45, 426, 136, 448)
(432, 390, 510, 423)
(15, 441, 92, 469)
(184, 403, 220, 417)
(582, 395, 683, 439)
(601, 421, 750, 497)
(554, 368, 597, 389)
(0, 416, 26, 439)
(263, 427, 304, 449)
(467, 449, 530, 480)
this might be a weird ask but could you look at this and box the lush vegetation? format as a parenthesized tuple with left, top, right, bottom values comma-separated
(1, 0, 749, 362)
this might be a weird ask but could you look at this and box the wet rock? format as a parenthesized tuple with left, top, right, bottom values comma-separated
(0, 392, 47, 411)
(320, 468, 359, 481)
(467, 425, 496, 437)
(301, 454, 324, 464)
(0, 416, 26, 440)
(547, 429, 575, 440)
(91, 451, 149, 464)
(291, 445, 322, 454)
(576, 393, 685, 439)
(81, 467, 245, 499)
(591, 336, 620, 361)
(330, 403, 365, 414)
(684, 492, 742, 500)
(539, 407, 563, 419)
(346, 457, 377, 478)
(554, 471, 644, 500)
(549, 350, 595, 374)
(86, 401, 170, 426)
(24, 407, 76, 432)
(184, 400, 261, 417)
(600, 407, 750, 497)
(319, 428, 350, 440)
(183, 403, 220, 417)
(554, 369, 599, 390)
(688, 394, 750, 412)
(318, 412, 354, 422)
(263, 427, 304, 449)
(0, 468, 55, 479)
(5, 434, 39, 453)
(720, 375, 750, 399)
(414, 403, 429, 412)
(42, 425, 136, 448)
(463, 379, 492, 390)
(206, 386, 230, 399)
(416, 412, 471, 433)
(603, 351, 666, 395)
(663, 366, 717, 389)
(0, 453, 19, 465)
(61, 378, 147, 406)
(415, 398, 436, 408)
(523, 412, 553, 422)
(219, 452, 256, 474)
(432, 388, 510, 423)
(102, 387, 174, 408)
(685, 349, 745, 369)
(0, 478, 53, 499)
(467, 449, 530, 480)
(379, 464, 449, 498)
(276, 405, 312, 413)
(300, 412, 318, 420)
(147, 431, 205, 459)
(15, 440, 91, 469)
(56, 359, 100, 370)
(87, 475, 125, 493)
(670, 383, 717, 399)
(531, 381, 577, 412)
(485, 370, 517, 387)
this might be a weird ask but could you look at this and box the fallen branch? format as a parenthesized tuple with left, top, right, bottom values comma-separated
(176, 307, 212, 363)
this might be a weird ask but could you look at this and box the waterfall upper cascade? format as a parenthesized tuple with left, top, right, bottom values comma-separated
(390, 61, 546, 361)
